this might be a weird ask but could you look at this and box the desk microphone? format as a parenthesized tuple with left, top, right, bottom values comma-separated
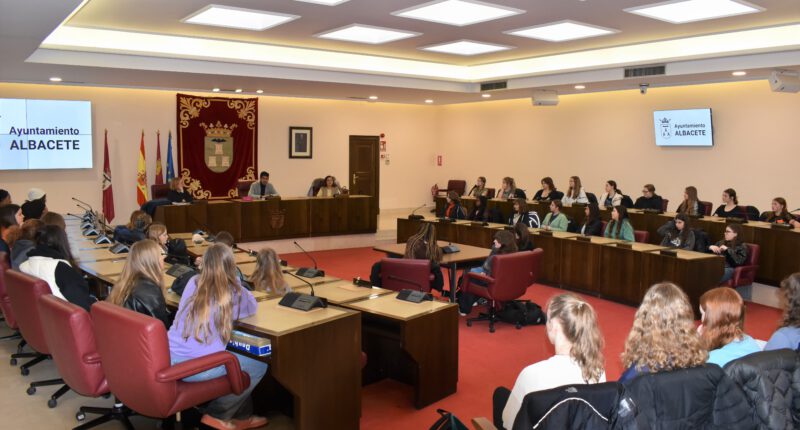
(293, 241, 324, 278)
(389, 275, 433, 303)
(72, 197, 93, 212)
(233, 244, 257, 257)
(279, 271, 327, 311)
(408, 203, 427, 220)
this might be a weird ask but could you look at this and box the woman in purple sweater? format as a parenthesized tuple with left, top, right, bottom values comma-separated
(168, 243, 267, 430)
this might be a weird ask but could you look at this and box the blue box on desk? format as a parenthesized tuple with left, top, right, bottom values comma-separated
(228, 330, 272, 357)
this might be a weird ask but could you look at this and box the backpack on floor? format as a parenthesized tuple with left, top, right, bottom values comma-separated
(430, 409, 469, 430)
(497, 300, 546, 328)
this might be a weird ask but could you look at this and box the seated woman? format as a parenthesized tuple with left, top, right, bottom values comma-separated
(657, 213, 696, 250)
(147, 222, 197, 266)
(467, 176, 489, 198)
(532, 177, 563, 202)
(580, 203, 603, 236)
(316, 175, 341, 197)
(603, 205, 634, 242)
(676, 186, 701, 216)
(494, 294, 606, 429)
(634, 184, 664, 211)
(562, 176, 588, 205)
(10, 219, 44, 270)
(709, 223, 748, 284)
(760, 197, 796, 225)
(108, 240, 172, 328)
(457, 230, 517, 315)
(698, 287, 761, 367)
(0, 204, 23, 257)
(20, 225, 96, 311)
(168, 244, 267, 430)
(442, 191, 466, 220)
(598, 180, 622, 208)
(467, 195, 489, 222)
(498, 177, 526, 200)
(713, 188, 746, 218)
(764, 273, 800, 351)
(541, 200, 568, 232)
(166, 178, 193, 203)
(370, 223, 445, 293)
(508, 198, 539, 228)
(513, 222, 534, 251)
(619, 283, 707, 383)
(114, 210, 152, 244)
(249, 248, 290, 297)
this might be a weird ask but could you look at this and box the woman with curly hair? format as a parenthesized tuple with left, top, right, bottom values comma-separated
(698, 287, 760, 367)
(764, 273, 800, 351)
(619, 283, 707, 383)
(495, 293, 605, 429)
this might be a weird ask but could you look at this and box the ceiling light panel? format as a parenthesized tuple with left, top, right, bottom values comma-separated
(421, 40, 512, 56)
(625, 0, 764, 24)
(506, 20, 618, 42)
(182, 5, 300, 31)
(294, 0, 351, 5)
(316, 24, 420, 44)
(393, 0, 524, 27)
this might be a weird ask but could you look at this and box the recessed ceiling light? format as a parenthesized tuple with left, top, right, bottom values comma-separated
(421, 40, 512, 56)
(506, 20, 618, 42)
(732, 71, 747, 76)
(182, 5, 299, 31)
(212, 87, 220, 92)
(235, 88, 243, 93)
(625, 0, 763, 24)
(294, 0, 351, 5)
(316, 24, 421, 45)
(256, 89, 264, 94)
(481, 93, 492, 98)
(425, 99, 434, 103)
(574, 84, 586, 89)
(393, 0, 524, 27)
(49, 77, 62, 82)
(368, 95, 378, 100)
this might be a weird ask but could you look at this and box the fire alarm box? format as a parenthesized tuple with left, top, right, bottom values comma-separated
(436, 155, 442, 166)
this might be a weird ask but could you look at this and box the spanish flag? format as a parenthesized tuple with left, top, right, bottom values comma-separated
(136, 130, 148, 205)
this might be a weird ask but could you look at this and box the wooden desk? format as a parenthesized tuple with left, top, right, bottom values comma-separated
(152, 202, 208, 233)
(74, 247, 123, 262)
(292, 280, 392, 305)
(598, 242, 668, 305)
(560, 236, 620, 294)
(641, 249, 724, 317)
(79, 259, 127, 280)
(530, 230, 578, 284)
(345, 293, 458, 409)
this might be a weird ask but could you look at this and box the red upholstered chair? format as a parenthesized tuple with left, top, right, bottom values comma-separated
(722, 243, 760, 288)
(661, 199, 669, 212)
(700, 201, 713, 216)
(464, 249, 544, 333)
(634, 230, 649, 243)
(486, 188, 496, 199)
(437, 180, 467, 197)
(379, 258, 432, 293)
(151, 184, 170, 200)
(90, 302, 250, 419)
(237, 181, 253, 198)
(5, 270, 70, 407)
(38, 295, 133, 428)
(601, 221, 608, 236)
(0, 252, 22, 342)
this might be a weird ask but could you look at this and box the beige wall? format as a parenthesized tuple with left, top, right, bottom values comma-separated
(436, 80, 800, 212)
(0, 84, 439, 221)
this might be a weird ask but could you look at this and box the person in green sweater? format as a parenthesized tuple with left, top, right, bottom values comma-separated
(604, 205, 635, 242)
(541, 200, 569, 232)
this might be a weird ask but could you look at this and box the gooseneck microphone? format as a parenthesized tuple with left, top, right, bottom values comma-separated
(72, 197, 93, 212)
(389, 275, 433, 303)
(233, 244, 257, 257)
(293, 241, 324, 278)
(408, 203, 427, 220)
(279, 271, 327, 311)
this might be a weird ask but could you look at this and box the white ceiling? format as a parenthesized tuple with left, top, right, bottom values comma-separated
(1, 0, 799, 104)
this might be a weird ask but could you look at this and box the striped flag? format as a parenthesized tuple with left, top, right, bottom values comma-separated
(166, 131, 175, 181)
(155, 130, 164, 185)
(136, 130, 148, 205)
(101, 130, 115, 222)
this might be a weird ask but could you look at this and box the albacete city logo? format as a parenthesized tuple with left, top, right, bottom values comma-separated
(200, 121, 236, 173)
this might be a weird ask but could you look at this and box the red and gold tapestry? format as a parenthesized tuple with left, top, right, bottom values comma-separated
(176, 94, 257, 199)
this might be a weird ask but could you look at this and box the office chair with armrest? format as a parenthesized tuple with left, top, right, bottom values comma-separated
(661, 198, 669, 212)
(464, 249, 543, 333)
(5, 270, 70, 407)
(379, 258, 432, 293)
(700, 201, 713, 216)
(437, 180, 467, 197)
(721, 243, 759, 289)
(634, 230, 650, 243)
(486, 188, 496, 199)
(38, 295, 134, 429)
(90, 302, 250, 420)
(586, 193, 598, 205)
(0, 252, 25, 344)
(237, 181, 253, 198)
(150, 184, 170, 200)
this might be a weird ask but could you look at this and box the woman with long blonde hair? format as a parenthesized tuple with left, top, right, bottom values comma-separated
(249, 248, 289, 296)
(698, 287, 760, 367)
(167, 243, 267, 430)
(496, 293, 606, 429)
(108, 240, 171, 328)
(619, 283, 707, 383)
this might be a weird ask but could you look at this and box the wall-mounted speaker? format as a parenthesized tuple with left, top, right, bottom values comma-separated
(770, 71, 800, 93)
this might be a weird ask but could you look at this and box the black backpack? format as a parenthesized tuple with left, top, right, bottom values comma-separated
(497, 300, 547, 328)
(430, 409, 469, 430)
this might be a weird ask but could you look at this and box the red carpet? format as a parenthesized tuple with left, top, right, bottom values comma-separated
(281, 247, 783, 429)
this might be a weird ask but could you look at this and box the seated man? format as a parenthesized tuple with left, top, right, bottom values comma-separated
(248, 171, 279, 198)
(21, 188, 48, 220)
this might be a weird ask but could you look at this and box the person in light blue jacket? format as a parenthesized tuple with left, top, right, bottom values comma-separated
(698, 287, 761, 367)
(765, 273, 800, 351)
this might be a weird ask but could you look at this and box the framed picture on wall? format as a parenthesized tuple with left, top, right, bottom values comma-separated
(289, 127, 312, 159)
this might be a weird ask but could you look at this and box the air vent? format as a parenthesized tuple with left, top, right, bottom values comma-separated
(480, 81, 507, 91)
(347, 96, 369, 100)
(624, 65, 666, 78)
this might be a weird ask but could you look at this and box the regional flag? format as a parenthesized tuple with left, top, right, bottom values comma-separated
(155, 130, 164, 185)
(136, 131, 148, 205)
(102, 130, 115, 222)
(166, 131, 175, 181)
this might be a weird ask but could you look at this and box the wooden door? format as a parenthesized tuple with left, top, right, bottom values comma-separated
(349, 135, 379, 215)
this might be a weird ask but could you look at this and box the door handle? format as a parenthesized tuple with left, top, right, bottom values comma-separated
(352, 173, 358, 184)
